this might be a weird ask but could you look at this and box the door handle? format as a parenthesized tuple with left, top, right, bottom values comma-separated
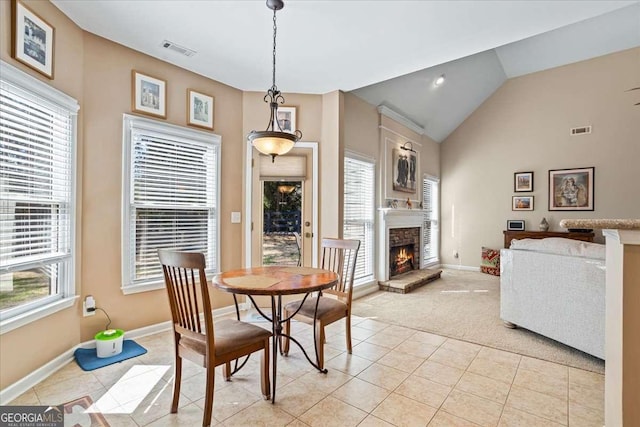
(305, 232, 313, 238)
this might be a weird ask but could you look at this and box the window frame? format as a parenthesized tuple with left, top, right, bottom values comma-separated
(121, 114, 221, 294)
(422, 174, 440, 266)
(0, 60, 79, 334)
(343, 151, 376, 286)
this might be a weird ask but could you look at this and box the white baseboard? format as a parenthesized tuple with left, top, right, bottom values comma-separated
(0, 345, 78, 405)
(440, 264, 481, 272)
(0, 305, 237, 405)
(353, 282, 379, 300)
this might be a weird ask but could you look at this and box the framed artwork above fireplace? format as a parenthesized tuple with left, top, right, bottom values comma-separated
(384, 138, 421, 203)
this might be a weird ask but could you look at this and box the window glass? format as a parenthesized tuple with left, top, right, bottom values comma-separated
(122, 115, 220, 291)
(422, 176, 440, 265)
(0, 62, 77, 321)
(344, 155, 375, 284)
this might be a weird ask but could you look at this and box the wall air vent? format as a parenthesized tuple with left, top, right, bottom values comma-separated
(570, 125, 592, 136)
(161, 40, 196, 57)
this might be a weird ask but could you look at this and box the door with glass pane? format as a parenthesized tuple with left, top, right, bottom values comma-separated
(262, 180, 302, 266)
(251, 147, 314, 267)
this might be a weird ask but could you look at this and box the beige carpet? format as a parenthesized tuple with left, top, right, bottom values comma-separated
(352, 268, 605, 374)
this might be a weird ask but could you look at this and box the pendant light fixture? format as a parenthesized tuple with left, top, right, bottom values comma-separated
(247, 0, 302, 162)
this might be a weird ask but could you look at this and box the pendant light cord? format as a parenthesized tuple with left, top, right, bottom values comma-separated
(272, 9, 278, 91)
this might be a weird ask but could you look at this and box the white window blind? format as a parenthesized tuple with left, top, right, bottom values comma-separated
(422, 176, 440, 265)
(122, 115, 220, 292)
(0, 61, 78, 322)
(343, 155, 375, 284)
(259, 154, 306, 180)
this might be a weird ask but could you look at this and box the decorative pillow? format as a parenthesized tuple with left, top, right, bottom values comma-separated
(480, 247, 500, 276)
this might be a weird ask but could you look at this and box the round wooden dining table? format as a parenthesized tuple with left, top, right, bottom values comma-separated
(210, 265, 338, 403)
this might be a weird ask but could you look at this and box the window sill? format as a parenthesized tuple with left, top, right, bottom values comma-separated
(121, 281, 165, 295)
(0, 296, 78, 335)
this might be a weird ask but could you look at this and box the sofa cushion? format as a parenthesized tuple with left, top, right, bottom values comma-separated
(509, 237, 605, 260)
(480, 247, 500, 275)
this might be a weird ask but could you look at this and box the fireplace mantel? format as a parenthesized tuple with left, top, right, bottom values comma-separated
(378, 208, 424, 282)
(378, 208, 424, 228)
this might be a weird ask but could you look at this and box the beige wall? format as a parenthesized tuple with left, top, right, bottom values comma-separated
(0, 0, 247, 388)
(343, 93, 441, 207)
(1, 9, 347, 388)
(440, 47, 640, 267)
(0, 0, 85, 390)
(343, 93, 379, 160)
(242, 92, 323, 144)
(379, 115, 440, 206)
(79, 32, 245, 343)
(242, 91, 323, 263)
(9, 0, 636, 395)
(320, 91, 344, 239)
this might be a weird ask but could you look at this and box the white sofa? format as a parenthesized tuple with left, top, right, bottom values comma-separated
(500, 238, 605, 359)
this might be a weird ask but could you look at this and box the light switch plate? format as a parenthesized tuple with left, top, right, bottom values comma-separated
(231, 212, 241, 223)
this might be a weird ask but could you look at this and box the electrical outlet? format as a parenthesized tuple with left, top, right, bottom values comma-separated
(453, 250, 459, 259)
(83, 295, 96, 317)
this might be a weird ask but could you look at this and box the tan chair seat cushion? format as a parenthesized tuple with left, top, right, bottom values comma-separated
(180, 319, 271, 357)
(285, 297, 347, 319)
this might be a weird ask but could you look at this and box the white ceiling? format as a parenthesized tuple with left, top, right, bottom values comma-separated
(52, 0, 640, 142)
(353, 3, 640, 141)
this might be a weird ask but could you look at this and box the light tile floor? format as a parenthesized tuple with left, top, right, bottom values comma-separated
(9, 316, 604, 426)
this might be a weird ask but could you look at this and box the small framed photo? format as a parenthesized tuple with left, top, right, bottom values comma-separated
(514, 171, 533, 192)
(11, 0, 55, 79)
(187, 89, 214, 130)
(276, 106, 296, 133)
(512, 196, 534, 211)
(132, 70, 166, 118)
(507, 220, 525, 231)
(549, 167, 595, 211)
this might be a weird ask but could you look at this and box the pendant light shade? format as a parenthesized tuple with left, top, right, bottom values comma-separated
(248, 0, 301, 162)
(248, 130, 297, 159)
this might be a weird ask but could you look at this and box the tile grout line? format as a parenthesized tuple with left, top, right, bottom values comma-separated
(496, 354, 522, 426)
(347, 328, 447, 425)
(440, 347, 498, 427)
(13, 316, 598, 427)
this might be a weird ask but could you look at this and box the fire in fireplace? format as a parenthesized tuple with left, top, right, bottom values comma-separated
(390, 243, 415, 277)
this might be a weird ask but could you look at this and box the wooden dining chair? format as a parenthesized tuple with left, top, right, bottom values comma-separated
(282, 238, 360, 370)
(158, 250, 271, 427)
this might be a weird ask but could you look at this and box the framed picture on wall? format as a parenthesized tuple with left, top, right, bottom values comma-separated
(384, 138, 421, 201)
(132, 70, 166, 118)
(391, 146, 419, 194)
(548, 167, 594, 211)
(512, 195, 534, 211)
(276, 106, 296, 133)
(11, 0, 55, 79)
(187, 89, 214, 130)
(514, 171, 533, 192)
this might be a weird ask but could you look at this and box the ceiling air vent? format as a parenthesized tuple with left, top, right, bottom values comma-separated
(570, 125, 592, 136)
(161, 40, 196, 57)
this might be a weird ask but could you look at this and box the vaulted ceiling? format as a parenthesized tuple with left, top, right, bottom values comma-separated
(52, 0, 640, 142)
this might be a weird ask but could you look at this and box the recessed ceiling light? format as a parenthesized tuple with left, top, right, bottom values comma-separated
(434, 74, 446, 87)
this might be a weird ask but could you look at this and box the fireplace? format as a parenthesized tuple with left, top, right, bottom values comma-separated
(378, 208, 424, 282)
(390, 243, 415, 276)
(388, 226, 420, 278)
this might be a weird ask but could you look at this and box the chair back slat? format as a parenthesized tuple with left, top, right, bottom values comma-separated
(159, 250, 214, 342)
(320, 238, 360, 301)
